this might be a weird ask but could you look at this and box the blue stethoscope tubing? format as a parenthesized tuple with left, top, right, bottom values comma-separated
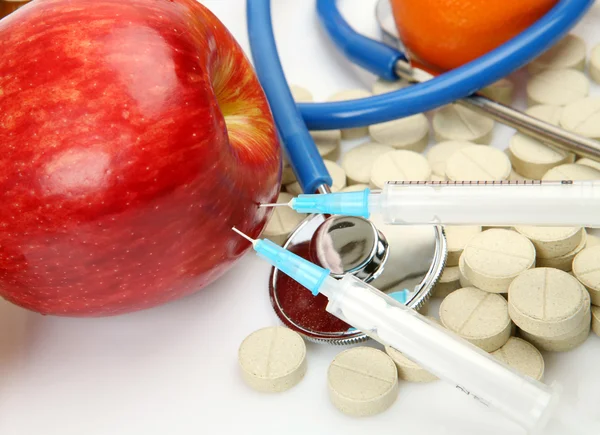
(247, 0, 594, 195)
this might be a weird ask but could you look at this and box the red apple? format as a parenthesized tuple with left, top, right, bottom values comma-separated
(0, 0, 281, 316)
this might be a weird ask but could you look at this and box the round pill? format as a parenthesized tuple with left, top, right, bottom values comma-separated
(433, 266, 460, 299)
(372, 78, 408, 95)
(458, 255, 474, 288)
(238, 326, 307, 393)
(311, 130, 342, 161)
(560, 97, 600, 140)
(576, 158, 600, 172)
(592, 306, 600, 336)
(519, 293, 591, 352)
(262, 192, 306, 246)
(328, 89, 372, 139)
(340, 183, 370, 193)
(370, 150, 431, 189)
(433, 105, 495, 144)
(591, 43, 600, 84)
(508, 268, 587, 336)
(528, 34, 587, 74)
(286, 160, 346, 196)
(514, 226, 583, 259)
(542, 163, 600, 181)
(445, 225, 482, 267)
(342, 142, 394, 185)
(328, 347, 399, 417)
(369, 114, 430, 152)
(573, 245, 600, 306)
(385, 344, 437, 383)
(536, 229, 587, 272)
(426, 140, 473, 177)
(463, 229, 536, 294)
(446, 146, 511, 182)
(290, 85, 313, 103)
(491, 337, 545, 381)
(525, 105, 564, 126)
(526, 69, 589, 107)
(508, 133, 572, 180)
(586, 233, 600, 248)
(439, 287, 512, 352)
(479, 78, 514, 106)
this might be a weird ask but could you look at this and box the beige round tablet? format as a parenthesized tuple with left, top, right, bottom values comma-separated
(290, 85, 313, 103)
(328, 347, 399, 417)
(542, 163, 600, 181)
(458, 254, 474, 288)
(525, 105, 564, 126)
(560, 97, 600, 140)
(526, 69, 589, 107)
(238, 326, 307, 393)
(340, 183, 370, 193)
(439, 287, 512, 352)
(445, 226, 482, 267)
(508, 268, 587, 336)
(536, 229, 587, 272)
(573, 245, 600, 306)
(528, 34, 587, 74)
(576, 158, 600, 172)
(514, 226, 583, 259)
(370, 150, 431, 189)
(427, 140, 473, 177)
(369, 114, 430, 152)
(479, 78, 514, 106)
(491, 337, 545, 381)
(509, 170, 531, 182)
(385, 345, 437, 383)
(372, 78, 408, 95)
(342, 142, 394, 185)
(446, 146, 511, 182)
(433, 105, 495, 144)
(591, 43, 600, 84)
(586, 233, 600, 248)
(328, 89, 372, 139)
(519, 294, 591, 352)
(433, 266, 461, 299)
(508, 133, 572, 180)
(286, 160, 346, 196)
(262, 192, 306, 246)
(463, 229, 536, 294)
(592, 306, 600, 336)
(310, 130, 342, 161)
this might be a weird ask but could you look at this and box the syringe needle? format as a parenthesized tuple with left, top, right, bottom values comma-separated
(232, 227, 257, 245)
(259, 203, 289, 208)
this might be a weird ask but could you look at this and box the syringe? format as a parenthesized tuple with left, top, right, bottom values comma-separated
(232, 228, 599, 434)
(262, 180, 600, 227)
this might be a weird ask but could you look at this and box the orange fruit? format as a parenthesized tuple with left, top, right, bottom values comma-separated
(390, 0, 559, 73)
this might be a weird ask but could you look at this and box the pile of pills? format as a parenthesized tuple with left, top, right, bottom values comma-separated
(238, 34, 600, 418)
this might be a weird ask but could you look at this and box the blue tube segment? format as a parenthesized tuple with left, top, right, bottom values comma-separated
(255, 238, 330, 296)
(298, 0, 593, 130)
(316, 0, 405, 81)
(247, 0, 332, 194)
(292, 190, 371, 218)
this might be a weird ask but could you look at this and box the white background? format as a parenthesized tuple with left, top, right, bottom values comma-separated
(2, 1, 600, 434)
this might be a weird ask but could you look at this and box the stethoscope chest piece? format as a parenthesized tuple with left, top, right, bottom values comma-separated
(269, 213, 447, 345)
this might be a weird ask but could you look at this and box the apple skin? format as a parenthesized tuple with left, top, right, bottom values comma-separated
(0, 0, 281, 316)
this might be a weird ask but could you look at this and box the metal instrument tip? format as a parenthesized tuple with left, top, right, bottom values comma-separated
(232, 227, 256, 244)
(259, 203, 288, 208)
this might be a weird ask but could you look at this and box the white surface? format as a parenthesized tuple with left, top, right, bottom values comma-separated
(2, 1, 600, 434)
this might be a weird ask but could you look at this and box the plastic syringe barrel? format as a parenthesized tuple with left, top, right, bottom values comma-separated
(370, 181, 600, 227)
(321, 274, 559, 434)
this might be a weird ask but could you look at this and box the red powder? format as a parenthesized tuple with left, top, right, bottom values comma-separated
(274, 242, 351, 333)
